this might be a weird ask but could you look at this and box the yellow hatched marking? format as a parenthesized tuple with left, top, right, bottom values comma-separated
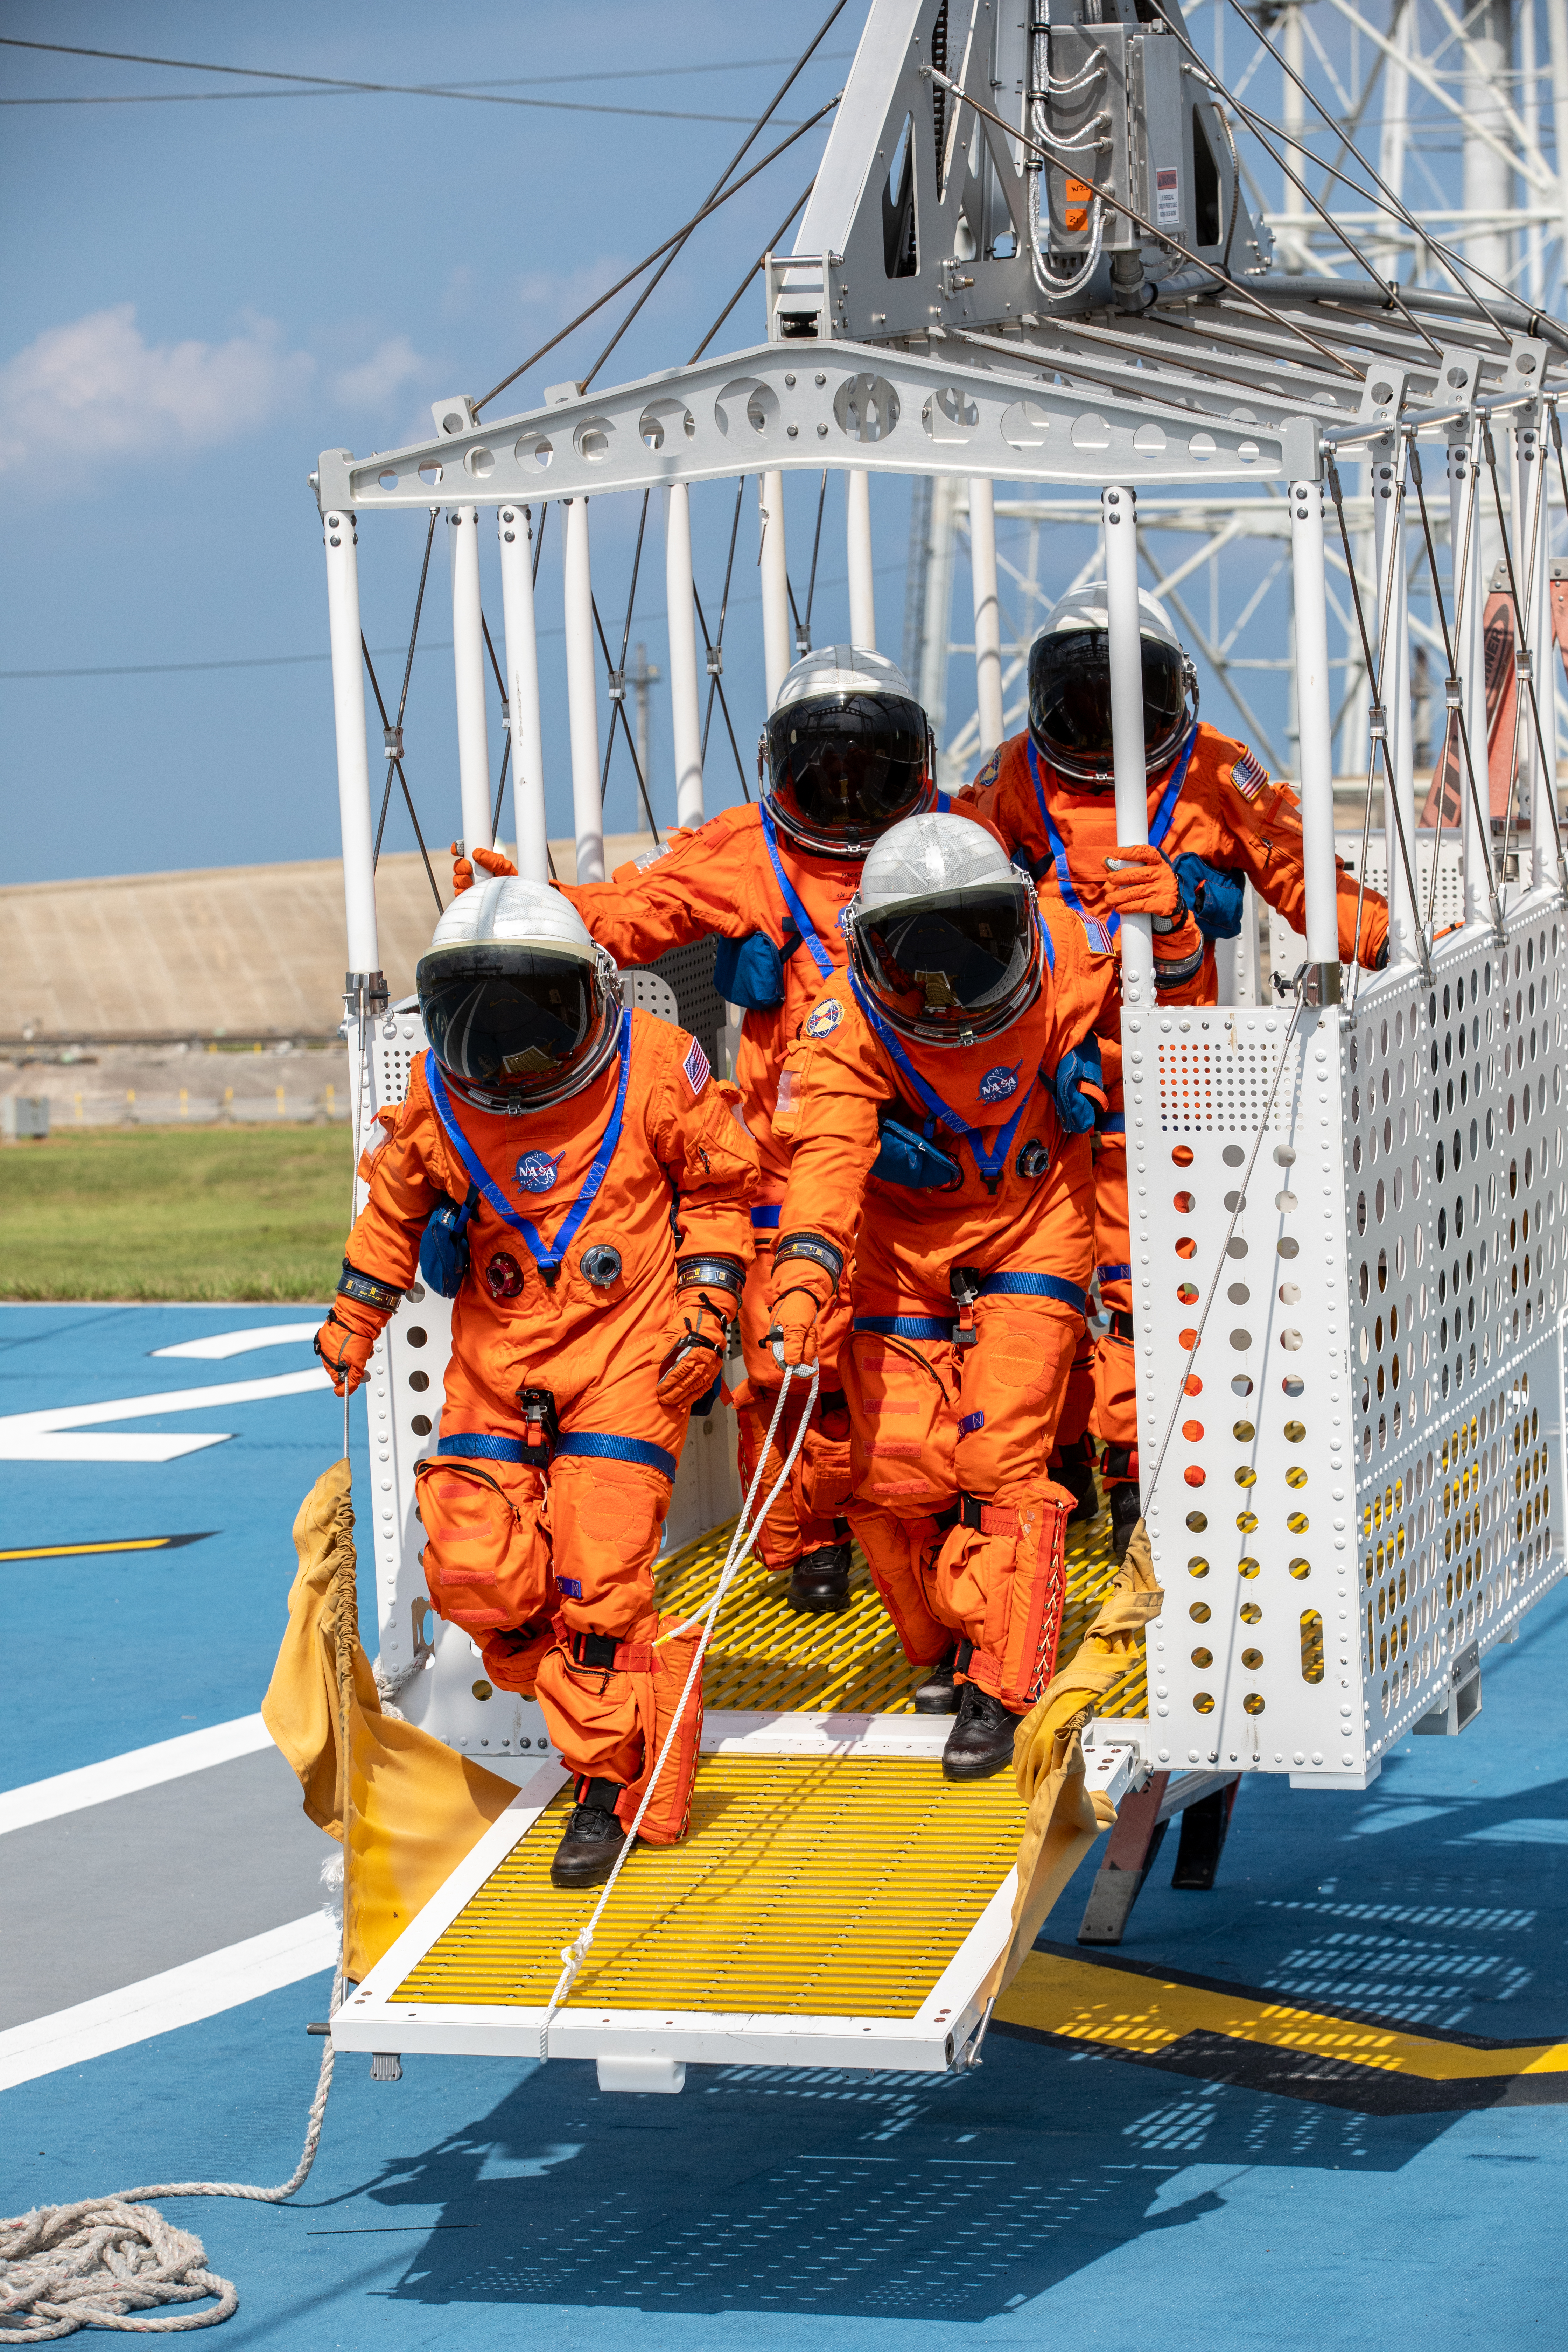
(396, 1756, 1026, 2018)
(655, 1487, 1145, 1719)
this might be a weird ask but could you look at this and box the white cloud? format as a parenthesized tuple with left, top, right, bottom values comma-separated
(331, 334, 428, 411)
(0, 304, 315, 471)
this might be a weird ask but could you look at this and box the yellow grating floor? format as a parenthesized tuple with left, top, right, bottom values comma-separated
(654, 1488, 1147, 1719)
(395, 1756, 1026, 2018)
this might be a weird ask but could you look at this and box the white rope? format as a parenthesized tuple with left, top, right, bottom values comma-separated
(538, 1360, 820, 2057)
(0, 1979, 342, 2340)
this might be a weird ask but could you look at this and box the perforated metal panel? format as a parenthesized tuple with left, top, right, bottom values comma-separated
(1126, 894, 1567, 1791)
(1268, 831, 1465, 978)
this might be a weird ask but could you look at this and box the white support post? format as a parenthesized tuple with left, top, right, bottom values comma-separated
(321, 503, 382, 989)
(1526, 412, 1559, 890)
(969, 476, 1004, 757)
(1102, 484, 1154, 1010)
(1373, 460, 1418, 966)
(759, 472, 792, 706)
(564, 496, 605, 886)
(1289, 478, 1342, 975)
(665, 484, 705, 830)
(497, 504, 549, 883)
(449, 505, 493, 855)
(847, 468, 876, 649)
(1450, 434, 1493, 926)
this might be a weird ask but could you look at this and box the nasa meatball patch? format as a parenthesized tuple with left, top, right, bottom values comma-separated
(978, 1062, 1021, 1103)
(972, 746, 1002, 793)
(804, 998, 844, 1038)
(515, 1149, 564, 1194)
(681, 1035, 711, 1097)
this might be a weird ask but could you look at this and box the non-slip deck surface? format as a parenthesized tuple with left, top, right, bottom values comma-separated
(395, 1756, 1025, 2017)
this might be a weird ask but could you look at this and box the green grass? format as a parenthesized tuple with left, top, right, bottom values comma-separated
(0, 1125, 355, 1301)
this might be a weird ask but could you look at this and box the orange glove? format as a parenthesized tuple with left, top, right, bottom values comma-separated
(766, 1287, 821, 1370)
(451, 841, 518, 894)
(1099, 843, 1183, 919)
(314, 1310, 376, 1397)
(656, 1288, 735, 1408)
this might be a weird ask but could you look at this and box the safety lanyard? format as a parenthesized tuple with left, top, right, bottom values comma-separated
(1028, 728, 1197, 952)
(848, 973, 1036, 1190)
(423, 1007, 632, 1276)
(760, 805, 835, 981)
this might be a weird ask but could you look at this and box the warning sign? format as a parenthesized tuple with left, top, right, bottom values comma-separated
(1065, 176, 1092, 233)
(1155, 165, 1181, 229)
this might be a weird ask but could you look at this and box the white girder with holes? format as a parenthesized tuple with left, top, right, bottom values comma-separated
(1124, 890, 1567, 1792)
(350, 996, 738, 1768)
(1268, 832, 1467, 979)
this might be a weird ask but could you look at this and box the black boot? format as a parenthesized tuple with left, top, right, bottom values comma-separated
(788, 1538, 852, 1615)
(942, 1681, 1023, 1782)
(913, 1650, 961, 1714)
(1108, 1481, 1142, 1562)
(1051, 1436, 1099, 1525)
(551, 1778, 631, 1888)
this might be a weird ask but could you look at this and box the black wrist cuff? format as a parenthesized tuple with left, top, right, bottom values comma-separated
(338, 1260, 402, 1314)
(676, 1254, 745, 1298)
(775, 1232, 844, 1287)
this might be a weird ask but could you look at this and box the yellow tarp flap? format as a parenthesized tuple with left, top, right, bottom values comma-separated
(262, 1458, 518, 1982)
(980, 1521, 1166, 2004)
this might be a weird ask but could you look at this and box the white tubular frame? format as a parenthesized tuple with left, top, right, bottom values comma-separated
(1450, 432, 1493, 928)
(665, 483, 706, 829)
(1374, 458, 1418, 968)
(1290, 480, 1342, 971)
(321, 504, 380, 980)
(847, 467, 877, 649)
(449, 505, 493, 854)
(563, 496, 605, 884)
(1102, 482, 1154, 1009)
(497, 503, 549, 881)
(1525, 410, 1558, 894)
(969, 474, 1004, 756)
(759, 470, 792, 705)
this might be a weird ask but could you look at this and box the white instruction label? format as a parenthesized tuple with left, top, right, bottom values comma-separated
(1155, 165, 1180, 227)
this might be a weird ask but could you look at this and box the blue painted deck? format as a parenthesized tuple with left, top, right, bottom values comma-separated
(4, 1304, 1565, 2349)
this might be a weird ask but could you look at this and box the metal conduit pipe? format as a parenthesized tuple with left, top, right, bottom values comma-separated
(564, 497, 606, 884)
(497, 504, 549, 882)
(1449, 436, 1493, 927)
(1527, 412, 1559, 891)
(321, 506, 382, 989)
(759, 471, 792, 706)
(846, 468, 876, 650)
(1102, 483, 1155, 1010)
(665, 483, 705, 829)
(969, 476, 1004, 757)
(1373, 461, 1419, 966)
(1289, 479, 1342, 979)
(449, 506, 493, 855)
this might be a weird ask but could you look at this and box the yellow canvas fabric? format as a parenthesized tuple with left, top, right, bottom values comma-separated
(262, 1458, 518, 1981)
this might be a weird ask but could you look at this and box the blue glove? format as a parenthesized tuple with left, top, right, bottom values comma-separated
(1172, 853, 1245, 940)
(1051, 1037, 1107, 1135)
(713, 930, 785, 1011)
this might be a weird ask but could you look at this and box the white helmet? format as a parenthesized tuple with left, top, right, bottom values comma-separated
(1027, 582, 1198, 785)
(850, 813, 1044, 1046)
(760, 644, 935, 859)
(416, 877, 622, 1111)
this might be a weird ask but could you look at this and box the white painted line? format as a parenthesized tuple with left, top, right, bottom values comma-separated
(0, 1367, 331, 1463)
(0, 1915, 340, 2092)
(0, 1714, 274, 1837)
(152, 1324, 320, 1362)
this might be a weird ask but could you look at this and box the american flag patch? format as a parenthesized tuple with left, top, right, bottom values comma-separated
(681, 1035, 711, 1097)
(1229, 748, 1270, 802)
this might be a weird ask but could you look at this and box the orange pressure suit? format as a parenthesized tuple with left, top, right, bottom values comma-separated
(562, 804, 867, 1578)
(766, 907, 1113, 1711)
(956, 723, 1389, 1469)
(324, 1007, 757, 1843)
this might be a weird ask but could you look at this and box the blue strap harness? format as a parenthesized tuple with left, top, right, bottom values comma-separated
(1027, 730, 1197, 953)
(848, 971, 1044, 1196)
(853, 1272, 1087, 1344)
(437, 1429, 677, 1479)
(423, 1009, 633, 1284)
(760, 805, 836, 982)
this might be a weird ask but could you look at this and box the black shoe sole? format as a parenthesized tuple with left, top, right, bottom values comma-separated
(786, 1582, 852, 1615)
(913, 1686, 962, 1715)
(941, 1739, 1016, 1782)
(550, 1837, 629, 1889)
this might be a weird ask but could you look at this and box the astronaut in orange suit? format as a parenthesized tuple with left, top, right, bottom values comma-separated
(765, 812, 1115, 1780)
(314, 879, 757, 1888)
(956, 585, 1390, 1553)
(457, 646, 942, 1619)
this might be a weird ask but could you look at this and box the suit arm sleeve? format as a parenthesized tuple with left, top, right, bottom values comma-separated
(341, 1081, 447, 1299)
(772, 1018, 891, 1301)
(652, 1049, 761, 1267)
(561, 816, 762, 965)
(1222, 788, 1388, 968)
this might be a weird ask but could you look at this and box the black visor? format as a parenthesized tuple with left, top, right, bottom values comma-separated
(855, 883, 1037, 1024)
(416, 945, 603, 1093)
(1028, 627, 1190, 775)
(764, 692, 930, 854)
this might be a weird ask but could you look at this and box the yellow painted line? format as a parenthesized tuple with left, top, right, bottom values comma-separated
(997, 1949, 1568, 2081)
(0, 1536, 195, 1563)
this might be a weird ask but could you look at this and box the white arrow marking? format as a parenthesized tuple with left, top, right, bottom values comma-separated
(0, 1367, 332, 1463)
(152, 1322, 321, 1361)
